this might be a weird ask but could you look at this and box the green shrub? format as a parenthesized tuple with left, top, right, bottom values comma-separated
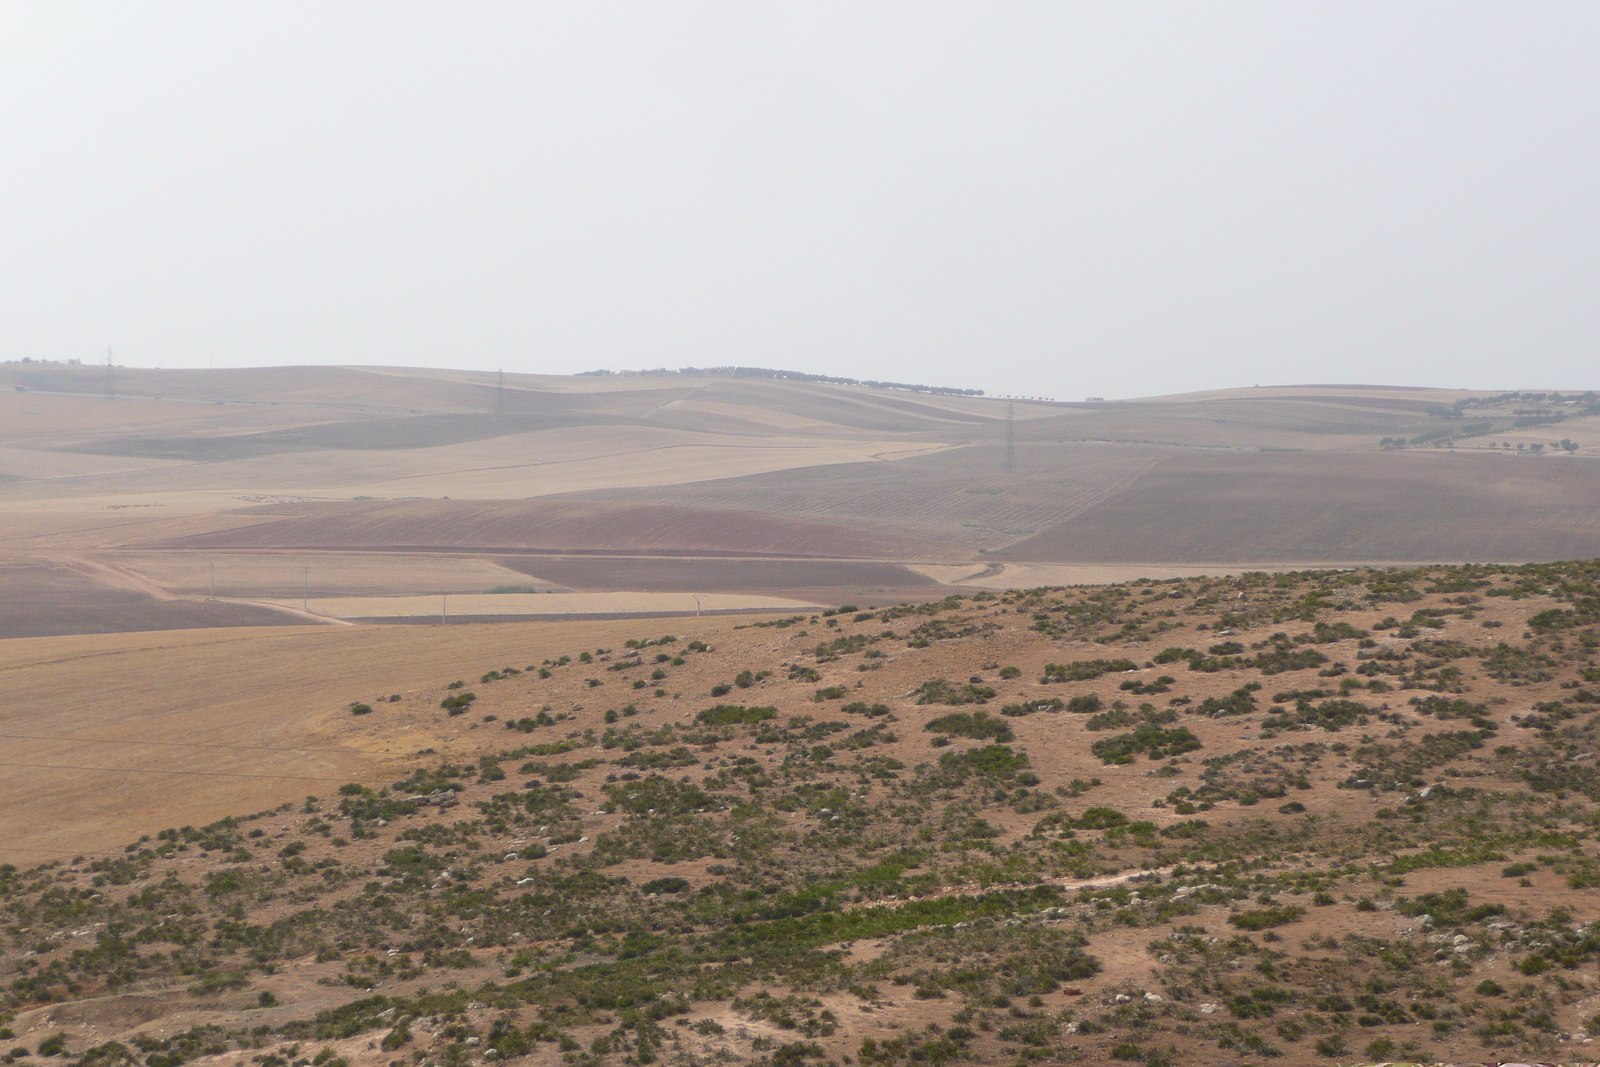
(1091, 725, 1201, 764)
(923, 712, 1013, 742)
(1228, 905, 1305, 931)
(1000, 698, 1064, 716)
(927, 744, 1029, 786)
(205, 870, 246, 896)
(1194, 685, 1259, 717)
(1314, 1035, 1347, 1056)
(640, 876, 690, 895)
(603, 775, 714, 815)
(696, 705, 777, 726)
(1074, 807, 1126, 830)
(915, 679, 995, 705)
(1041, 659, 1136, 683)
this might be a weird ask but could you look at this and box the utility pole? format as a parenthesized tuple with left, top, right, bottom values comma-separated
(693, 593, 704, 617)
(494, 369, 505, 419)
(302, 567, 309, 613)
(442, 593, 448, 625)
(1003, 401, 1016, 474)
(209, 562, 216, 600)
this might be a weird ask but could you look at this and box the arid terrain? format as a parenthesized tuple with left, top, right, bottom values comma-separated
(3, 364, 1598, 638)
(4, 561, 1600, 1067)
(5, 365, 1600, 1067)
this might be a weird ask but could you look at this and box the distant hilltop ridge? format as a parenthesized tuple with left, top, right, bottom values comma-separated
(578, 364, 987, 397)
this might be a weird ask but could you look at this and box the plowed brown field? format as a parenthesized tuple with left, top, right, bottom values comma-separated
(152, 499, 935, 558)
(0, 559, 302, 639)
(1006, 447, 1600, 562)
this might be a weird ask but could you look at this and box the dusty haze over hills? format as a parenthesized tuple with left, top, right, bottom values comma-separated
(2, 363, 1596, 638)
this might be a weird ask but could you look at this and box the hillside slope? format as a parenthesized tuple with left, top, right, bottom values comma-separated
(5, 561, 1600, 1064)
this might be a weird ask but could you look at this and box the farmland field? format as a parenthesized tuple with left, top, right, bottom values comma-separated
(279, 591, 820, 620)
(0, 559, 301, 639)
(2, 365, 1597, 638)
(1006, 448, 1600, 563)
(0, 613, 772, 863)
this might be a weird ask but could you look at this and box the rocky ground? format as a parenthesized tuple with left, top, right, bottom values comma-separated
(6, 561, 1600, 1066)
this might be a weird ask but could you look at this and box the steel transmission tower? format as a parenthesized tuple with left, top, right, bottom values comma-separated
(495, 369, 505, 419)
(105, 348, 114, 397)
(1003, 401, 1016, 473)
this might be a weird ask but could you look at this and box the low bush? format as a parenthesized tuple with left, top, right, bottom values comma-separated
(1229, 905, 1305, 930)
(915, 679, 996, 705)
(923, 712, 1013, 742)
(1040, 659, 1136, 683)
(1091, 725, 1201, 764)
(696, 705, 778, 726)
(1000, 698, 1064, 717)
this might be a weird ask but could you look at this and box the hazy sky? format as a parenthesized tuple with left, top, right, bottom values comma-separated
(2, 4, 1596, 399)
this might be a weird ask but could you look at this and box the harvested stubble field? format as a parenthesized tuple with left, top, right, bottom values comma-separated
(8, 561, 1600, 1065)
(283, 593, 821, 622)
(0, 615, 770, 863)
(106, 554, 550, 599)
(499, 558, 943, 599)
